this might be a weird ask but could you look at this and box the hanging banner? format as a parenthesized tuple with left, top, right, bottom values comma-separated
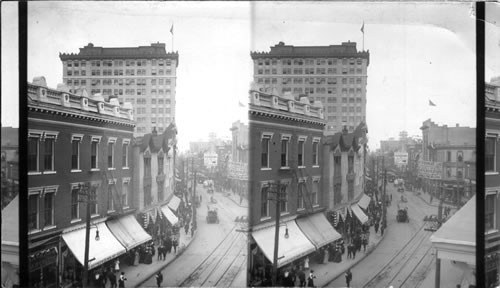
(417, 160, 443, 180)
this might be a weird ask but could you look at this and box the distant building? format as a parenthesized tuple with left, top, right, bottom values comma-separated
(251, 41, 369, 134)
(485, 79, 500, 287)
(131, 124, 178, 237)
(228, 121, 249, 198)
(419, 119, 476, 206)
(27, 77, 151, 287)
(60, 43, 179, 136)
(248, 88, 342, 286)
(1, 127, 18, 209)
(322, 122, 369, 237)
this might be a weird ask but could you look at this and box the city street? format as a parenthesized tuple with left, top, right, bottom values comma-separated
(141, 184, 247, 287)
(325, 183, 439, 288)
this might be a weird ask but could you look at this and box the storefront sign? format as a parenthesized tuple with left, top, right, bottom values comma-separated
(227, 161, 248, 181)
(394, 152, 408, 167)
(29, 247, 58, 271)
(417, 160, 443, 180)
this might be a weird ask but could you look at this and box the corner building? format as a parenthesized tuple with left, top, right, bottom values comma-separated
(251, 41, 369, 134)
(247, 89, 343, 286)
(60, 43, 179, 136)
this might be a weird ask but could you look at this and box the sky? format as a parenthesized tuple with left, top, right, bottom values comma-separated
(2, 2, 498, 151)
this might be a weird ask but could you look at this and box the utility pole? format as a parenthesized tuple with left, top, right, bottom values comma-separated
(383, 167, 387, 229)
(192, 157, 197, 230)
(435, 255, 441, 288)
(272, 183, 281, 287)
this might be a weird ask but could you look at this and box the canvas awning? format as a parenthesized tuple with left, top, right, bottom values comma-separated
(1, 196, 19, 265)
(430, 195, 475, 264)
(252, 220, 315, 268)
(296, 213, 342, 250)
(161, 205, 179, 226)
(351, 204, 369, 224)
(62, 222, 126, 270)
(106, 214, 152, 251)
(357, 193, 371, 210)
(168, 195, 181, 211)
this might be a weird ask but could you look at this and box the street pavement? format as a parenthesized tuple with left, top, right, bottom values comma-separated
(324, 183, 440, 287)
(140, 184, 248, 287)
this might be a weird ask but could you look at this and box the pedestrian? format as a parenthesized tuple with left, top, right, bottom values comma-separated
(134, 250, 139, 266)
(155, 271, 163, 288)
(114, 259, 120, 273)
(345, 269, 352, 288)
(118, 272, 127, 288)
(151, 243, 156, 258)
(100, 269, 107, 288)
(184, 223, 189, 235)
(307, 270, 316, 287)
(381, 225, 385, 236)
(158, 243, 164, 261)
(374, 222, 379, 234)
(173, 237, 178, 254)
(297, 266, 306, 287)
(352, 244, 357, 259)
(362, 238, 368, 252)
(108, 269, 117, 288)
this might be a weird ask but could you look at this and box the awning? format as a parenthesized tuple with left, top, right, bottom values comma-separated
(365, 175, 373, 181)
(351, 204, 369, 224)
(296, 213, 342, 250)
(357, 193, 371, 210)
(168, 195, 181, 211)
(161, 205, 179, 226)
(252, 220, 315, 268)
(175, 177, 182, 182)
(1, 196, 19, 265)
(106, 214, 152, 251)
(62, 222, 126, 270)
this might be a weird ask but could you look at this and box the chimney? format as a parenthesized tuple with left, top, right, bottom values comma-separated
(152, 127, 158, 136)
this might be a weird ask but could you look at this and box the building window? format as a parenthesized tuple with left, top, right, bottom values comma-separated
(108, 138, 117, 169)
(71, 135, 83, 171)
(486, 137, 496, 172)
(297, 182, 305, 210)
(447, 151, 452, 162)
(261, 135, 271, 168)
(312, 140, 319, 166)
(29, 194, 40, 231)
(158, 155, 164, 175)
(298, 139, 305, 167)
(457, 151, 464, 162)
(485, 193, 496, 232)
(71, 186, 80, 220)
(122, 140, 130, 168)
(261, 186, 269, 218)
(144, 157, 152, 178)
(348, 155, 354, 173)
(281, 136, 290, 167)
(28, 136, 40, 172)
(44, 192, 55, 227)
(91, 137, 101, 169)
(279, 184, 288, 213)
(108, 183, 115, 211)
(122, 180, 129, 208)
(312, 180, 319, 206)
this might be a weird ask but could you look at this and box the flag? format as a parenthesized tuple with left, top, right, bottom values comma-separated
(429, 99, 436, 106)
(360, 22, 364, 33)
(238, 101, 245, 108)
(170, 24, 174, 35)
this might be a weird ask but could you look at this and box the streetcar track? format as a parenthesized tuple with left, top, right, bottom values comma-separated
(178, 223, 239, 287)
(198, 232, 244, 286)
(363, 225, 430, 287)
(213, 244, 247, 287)
(398, 245, 434, 288)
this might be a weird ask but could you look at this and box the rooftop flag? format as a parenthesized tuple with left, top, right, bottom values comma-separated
(361, 22, 364, 33)
(170, 24, 174, 35)
(429, 99, 436, 106)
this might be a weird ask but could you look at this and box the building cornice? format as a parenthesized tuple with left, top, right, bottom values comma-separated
(249, 105, 326, 127)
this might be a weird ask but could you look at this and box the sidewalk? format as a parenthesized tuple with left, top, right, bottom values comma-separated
(307, 225, 386, 287)
(110, 225, 198, 288)
(414, 190, 459, 215)
(220, 189, 248, 208)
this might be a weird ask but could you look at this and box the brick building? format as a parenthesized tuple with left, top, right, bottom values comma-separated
(27, 77, 151, 287)
(485, 80, 500, 287)
(247, 89, 341, 286)
(251, 41, 369, 134)
(60, 43, 179, 136)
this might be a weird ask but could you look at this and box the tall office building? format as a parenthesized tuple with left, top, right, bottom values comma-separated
(251, 41, 369, 134)
(60, 43, 179, 136)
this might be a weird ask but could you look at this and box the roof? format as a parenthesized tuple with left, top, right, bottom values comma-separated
(325, 121, 367, 152)
(59, 43, 179, 66)
(251, 41, 370, 65)
(135, 124, 177, 153)
(430, 194, 475, 247)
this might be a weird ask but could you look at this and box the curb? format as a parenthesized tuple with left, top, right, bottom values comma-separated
(320, 229, 387, 287)
(222, 192, 248, 209)
(415, 193, 440, 208)
(134, 229, 199, 287)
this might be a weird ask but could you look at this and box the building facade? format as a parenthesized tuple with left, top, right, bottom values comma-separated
(419, 119, 476, 206)
(1, 127, 18, 209)
(485, 80, 500, 287)
(251, 41, 369, 134)
(248, 89, 343, 286)
(322, 122, 369, 239)
(60, 43, 179, 136)
(27, 77, 152, 288)
(228, 120, 249, 198)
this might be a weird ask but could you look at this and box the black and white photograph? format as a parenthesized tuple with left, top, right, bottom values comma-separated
(1, 1, 498, 288)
